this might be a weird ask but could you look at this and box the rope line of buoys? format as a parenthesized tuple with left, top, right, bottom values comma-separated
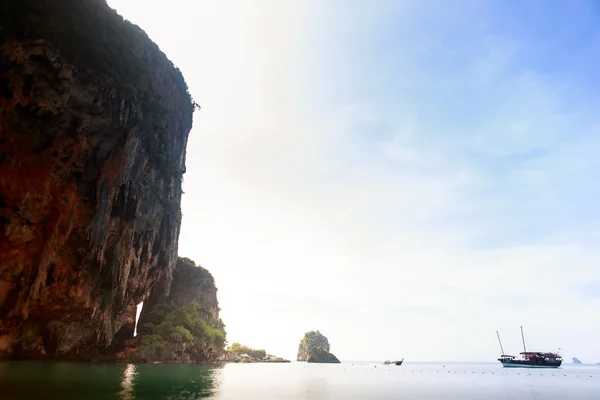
(303, 366, 599, 378)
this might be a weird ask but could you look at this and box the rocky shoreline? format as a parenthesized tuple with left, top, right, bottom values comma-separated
(114, 347, 290, 364)
(225, 352, 290, 363)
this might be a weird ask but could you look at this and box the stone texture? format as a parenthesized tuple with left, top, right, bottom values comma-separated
(0, 0, 193, 360)
(143, 257, 220, 327)
(262, 354, 291, 363)
(307, 347, 340, 364)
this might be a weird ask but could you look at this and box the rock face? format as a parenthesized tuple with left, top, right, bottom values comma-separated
(142, 257, 220, 327)
(297, 331, 329, 361)
(307, 347, 340, 363)
(126, 258, 225, 363)
(263, 354, 291, 363)
(0, 0, 193, 360)
(297, 331, 340, 363)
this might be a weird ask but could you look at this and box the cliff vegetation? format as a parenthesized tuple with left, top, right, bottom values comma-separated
(228, 342, 266, 360)
(125, 257, 225, 363)
(139, 301, 225, 356)
(225, 343, 290, 363)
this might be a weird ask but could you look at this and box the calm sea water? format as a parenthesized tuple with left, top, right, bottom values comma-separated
(1, 361, 599, 399)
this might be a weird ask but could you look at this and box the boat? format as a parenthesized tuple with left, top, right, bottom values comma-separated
(384, 358, 404, 366)
(496, 327, 562, 368)
(498, 353, 562, 368)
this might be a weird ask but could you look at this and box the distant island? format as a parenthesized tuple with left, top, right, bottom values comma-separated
(297, 331, 341, 363)
(226, 342, 290, 363)
(572, 357, 582, 364)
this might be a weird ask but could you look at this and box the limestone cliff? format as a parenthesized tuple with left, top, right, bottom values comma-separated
(297, 331, 340, 363)
(119, 258, 225, 363)
(146, 257, 220, 325)
(0, 0, 193, 359)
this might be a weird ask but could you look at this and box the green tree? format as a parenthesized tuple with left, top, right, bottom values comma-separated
(140, 301, 226, 352)
(228, 342, 266, 359)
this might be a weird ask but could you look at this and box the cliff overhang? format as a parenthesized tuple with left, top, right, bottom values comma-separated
(0, 0, 193, 360)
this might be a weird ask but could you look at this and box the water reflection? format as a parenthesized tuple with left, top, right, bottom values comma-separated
(0, 361, 223, 399)
(3, 362, 600, 399)
(129, 363, 223, 399)
(302, 376, 331, 398)
(120, 363, 137, 399)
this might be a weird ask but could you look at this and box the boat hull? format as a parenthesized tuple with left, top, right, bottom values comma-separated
(384, 360, 404, 366)
(500, 361, 561, 368)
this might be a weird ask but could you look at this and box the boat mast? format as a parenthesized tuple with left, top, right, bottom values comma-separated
(496, 331, 505, 355)
(520, 326, 527, 353)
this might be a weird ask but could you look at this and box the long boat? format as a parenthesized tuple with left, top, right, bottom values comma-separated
(496, 327, 562, 368)
(384, 358, 404, 366)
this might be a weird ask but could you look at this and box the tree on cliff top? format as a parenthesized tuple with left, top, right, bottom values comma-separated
(175, 257, 215, 287)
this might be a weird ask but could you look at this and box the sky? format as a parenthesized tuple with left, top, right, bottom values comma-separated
(107, 0, 600, 362)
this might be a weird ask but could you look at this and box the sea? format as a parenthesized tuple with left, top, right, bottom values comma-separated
(0, 361, 598, 399)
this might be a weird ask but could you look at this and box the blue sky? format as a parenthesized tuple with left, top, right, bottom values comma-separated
(315, 0, 600, 247)
(108, 0, 600, 362)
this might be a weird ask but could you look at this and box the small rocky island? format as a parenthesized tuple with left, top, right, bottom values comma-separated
(225, 343, 290, 363)
(297, 331, 341, 363)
